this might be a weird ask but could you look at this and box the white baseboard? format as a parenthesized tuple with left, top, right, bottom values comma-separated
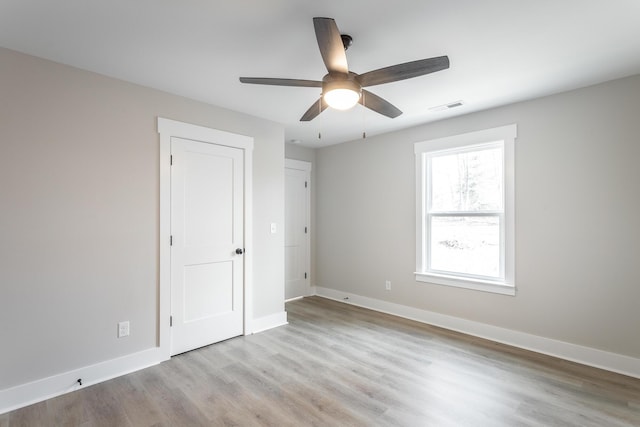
(250, 311, 288, 334)
(0, 347, 163, 415)
(315, 286, 640, 379)
(1, 309, 291, 415)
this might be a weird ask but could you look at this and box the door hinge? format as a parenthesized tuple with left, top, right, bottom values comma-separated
(304, 272, 307, 279)
(304, 226, 307, 234)
(305, 181, 308, 188)
(170, 316, 173, 327)
(170, 235, 173, 246)
(170, 155, 173, 165)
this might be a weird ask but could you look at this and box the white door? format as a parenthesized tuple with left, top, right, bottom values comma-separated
(285, 161, 311, 299)
(170, 137, 244, 355)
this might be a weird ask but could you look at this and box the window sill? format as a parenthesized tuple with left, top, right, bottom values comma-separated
(415, 272, 516, 296)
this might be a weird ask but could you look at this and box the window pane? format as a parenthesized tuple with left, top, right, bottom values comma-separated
(430, 146, 503, 212)
(429, 216, 500, 278)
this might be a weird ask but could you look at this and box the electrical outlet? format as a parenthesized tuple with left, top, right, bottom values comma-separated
(118, 321, 130, 338)
(385, 280, 391, 291)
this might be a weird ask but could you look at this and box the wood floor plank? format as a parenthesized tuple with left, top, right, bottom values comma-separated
(4, 295, 640, 426)
(7, 401, 48, 427)
(135, 366, 211, 427)
(46, 389, 88, 427)
(80, 381, 132, 427)
(108, 374, 168, 427)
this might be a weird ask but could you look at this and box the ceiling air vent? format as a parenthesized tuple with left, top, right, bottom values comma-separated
(429, 100, 464, 112)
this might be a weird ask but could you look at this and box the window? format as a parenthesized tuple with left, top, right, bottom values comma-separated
(415, 124, 516, 295)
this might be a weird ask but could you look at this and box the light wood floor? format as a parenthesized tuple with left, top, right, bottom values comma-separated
(3, 296, 640, 426)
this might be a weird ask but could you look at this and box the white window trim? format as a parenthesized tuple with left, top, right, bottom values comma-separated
(414, 124, 516, 296)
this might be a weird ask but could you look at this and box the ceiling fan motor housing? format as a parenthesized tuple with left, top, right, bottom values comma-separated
(321, 73, 362, 109)
(321, 73, 362, 96)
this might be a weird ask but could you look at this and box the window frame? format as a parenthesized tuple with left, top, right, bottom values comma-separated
(414, 124, 516, 296)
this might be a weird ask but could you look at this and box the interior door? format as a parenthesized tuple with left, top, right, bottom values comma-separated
(170, 137, 244, 355)
(285, 165, 310, 299)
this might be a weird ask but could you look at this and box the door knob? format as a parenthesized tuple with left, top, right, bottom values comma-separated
(235, 248, 244, 255)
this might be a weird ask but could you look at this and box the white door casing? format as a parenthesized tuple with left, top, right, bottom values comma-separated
(170, 138, 243, 355)
(284, 159, 311, 300)
(158, 118, 253, 360)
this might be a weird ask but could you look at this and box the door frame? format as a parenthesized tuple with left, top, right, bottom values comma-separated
(158, 117, 254, 361)
(284, 158, 312, 298)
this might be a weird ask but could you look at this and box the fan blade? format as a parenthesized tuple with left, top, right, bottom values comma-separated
(239, 77, 322, 87)
(300, 97, 328, 121)
(360, 90, 402, 118)
(357, 56, 449, 87)
(313, 17, 349, 75)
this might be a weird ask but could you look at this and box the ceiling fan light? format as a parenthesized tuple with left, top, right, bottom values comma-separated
(322, 78, 361, 110)
(324, 88, 360, 110)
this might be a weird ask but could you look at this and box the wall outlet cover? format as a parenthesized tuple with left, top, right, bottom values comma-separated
(118, 321, 130, 338)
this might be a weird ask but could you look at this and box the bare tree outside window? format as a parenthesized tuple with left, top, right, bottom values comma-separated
(429, 145, 503, 278)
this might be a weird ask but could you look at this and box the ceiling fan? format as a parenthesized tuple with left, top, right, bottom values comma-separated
(239, 17, 449, 122)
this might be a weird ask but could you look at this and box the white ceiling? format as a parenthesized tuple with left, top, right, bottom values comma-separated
(2, 0, 640, 147)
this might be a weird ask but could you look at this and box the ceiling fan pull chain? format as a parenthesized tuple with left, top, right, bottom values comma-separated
(362, 92, 367, 139)
(318, 96, 323, 140)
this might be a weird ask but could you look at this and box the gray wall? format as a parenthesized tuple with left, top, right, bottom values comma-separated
(316, 75, 640, 359)
(0, 48, 285, 389)
(285, 144, 317, 288)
